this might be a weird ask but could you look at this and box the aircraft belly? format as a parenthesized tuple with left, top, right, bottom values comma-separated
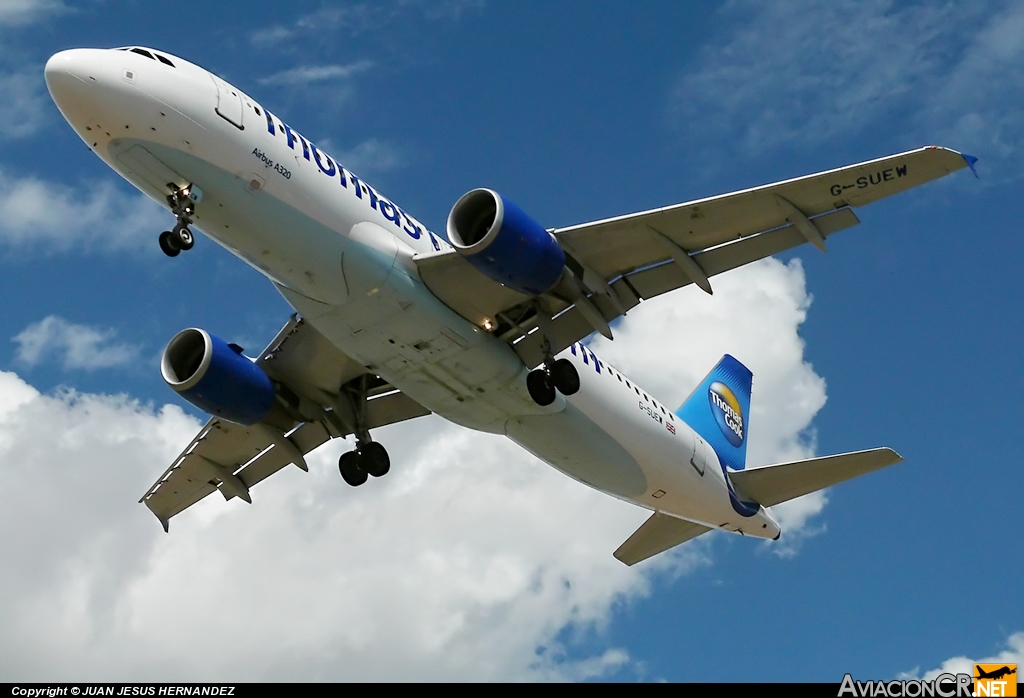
(505, 403, 648, 499)
(280, 253, 546, 434)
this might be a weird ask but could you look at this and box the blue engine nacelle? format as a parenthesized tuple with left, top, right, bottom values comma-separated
(446, 188, 565, 296)
(161, 328, 276, 426)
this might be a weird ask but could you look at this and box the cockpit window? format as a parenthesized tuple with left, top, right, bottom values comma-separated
(155, 54, 175, 67)
(131, 48, 155, 60)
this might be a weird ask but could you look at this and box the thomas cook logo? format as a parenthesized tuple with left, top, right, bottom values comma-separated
(708, 381, 744, 447)
(974, 664, 1016, 696)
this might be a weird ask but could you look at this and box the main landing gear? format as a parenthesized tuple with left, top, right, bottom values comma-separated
(526, 304, 580, 407)
(159, 184, 202, 257)
(338, 441, 390, 487)
(527, 359, 580, 406)
(335, 375, 391, 487)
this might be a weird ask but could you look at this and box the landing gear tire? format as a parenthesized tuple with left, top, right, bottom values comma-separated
(550, 359, 580, 396)
(158, 231, 181, 257)
(339, 451, 367, 487)
(360, 441, 390, 477)
(527, 369, 557, 406)
(175, 226, 195, 251)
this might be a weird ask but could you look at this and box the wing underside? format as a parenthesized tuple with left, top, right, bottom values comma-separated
(140, 315, 430, 530)
(417, 146, 970, 366)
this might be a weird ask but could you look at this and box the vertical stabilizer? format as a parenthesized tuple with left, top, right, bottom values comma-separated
(675, 354, 752, 471)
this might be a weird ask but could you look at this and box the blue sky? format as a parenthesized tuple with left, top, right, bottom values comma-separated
(0, 0, 1021, 682)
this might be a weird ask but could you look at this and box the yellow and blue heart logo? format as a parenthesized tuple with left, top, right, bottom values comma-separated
(708, 381, 744, 447)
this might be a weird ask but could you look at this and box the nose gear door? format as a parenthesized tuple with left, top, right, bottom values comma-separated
(211, 75, 244, 130)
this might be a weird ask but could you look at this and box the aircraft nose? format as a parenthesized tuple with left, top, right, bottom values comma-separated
(45, 48, 88, 86)
(45, 49, 95, 113)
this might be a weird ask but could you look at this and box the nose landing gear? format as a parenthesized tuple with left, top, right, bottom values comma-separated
(159, 184, 202, 257)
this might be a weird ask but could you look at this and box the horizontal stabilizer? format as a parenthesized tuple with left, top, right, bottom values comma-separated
(728, 448, 903, 508)
(613, 512, 712, 566)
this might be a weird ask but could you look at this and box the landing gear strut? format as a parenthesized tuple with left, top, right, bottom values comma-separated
(526, 303, 580, 406)
(335, 375, 391, 487)
(159, 184, 202, 257)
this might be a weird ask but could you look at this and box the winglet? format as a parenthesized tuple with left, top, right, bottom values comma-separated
(962, 154, 979, 179)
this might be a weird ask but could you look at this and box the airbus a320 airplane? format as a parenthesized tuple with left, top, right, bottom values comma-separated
(44, 47, 974, 564)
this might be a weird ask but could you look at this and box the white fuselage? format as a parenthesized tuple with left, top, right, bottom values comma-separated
(45, 47, 781, 539)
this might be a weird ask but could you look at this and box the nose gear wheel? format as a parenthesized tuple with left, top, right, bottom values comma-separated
(159, 184, 202, 257)
(158, 231, 181, 257)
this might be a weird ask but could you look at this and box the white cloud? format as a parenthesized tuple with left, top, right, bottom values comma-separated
(669, 0, 1024, 174)
(249, 24, 295, 47)
(0, 255, 833, 680)
(324, 137, 406, 176)
(920, 2, 1024, 177)
(258, 61, 374, 86)
(249, 7, 368, 47)
(0, 1, 72, 140)
(13, 316, 140, 370)
(0, 168, 165, 252)
(0, 68, 50, 139)
(418, 0, 487, 21)
(898, 631, 1024, 680)
(248, 2, 484, 48)
(0, 0, 67, 26)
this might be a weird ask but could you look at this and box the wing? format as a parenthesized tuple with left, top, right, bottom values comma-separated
(140, 315, 430, 530)
(418, 146, 972, 367)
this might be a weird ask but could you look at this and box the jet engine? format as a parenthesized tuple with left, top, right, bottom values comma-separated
(161, 328, 277, 426)
(446, 188, 565, 296)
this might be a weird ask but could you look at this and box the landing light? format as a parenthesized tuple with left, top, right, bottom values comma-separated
(482, 318, 494, 331)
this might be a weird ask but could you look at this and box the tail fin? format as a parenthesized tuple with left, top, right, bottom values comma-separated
(675, 354, 752, 471)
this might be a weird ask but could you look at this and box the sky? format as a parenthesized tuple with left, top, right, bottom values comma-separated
(0, 0, 1021, 683)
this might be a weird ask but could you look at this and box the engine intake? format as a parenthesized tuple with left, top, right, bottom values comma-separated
(446, 188, 565, 296)
(161, 328, 276, 426)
